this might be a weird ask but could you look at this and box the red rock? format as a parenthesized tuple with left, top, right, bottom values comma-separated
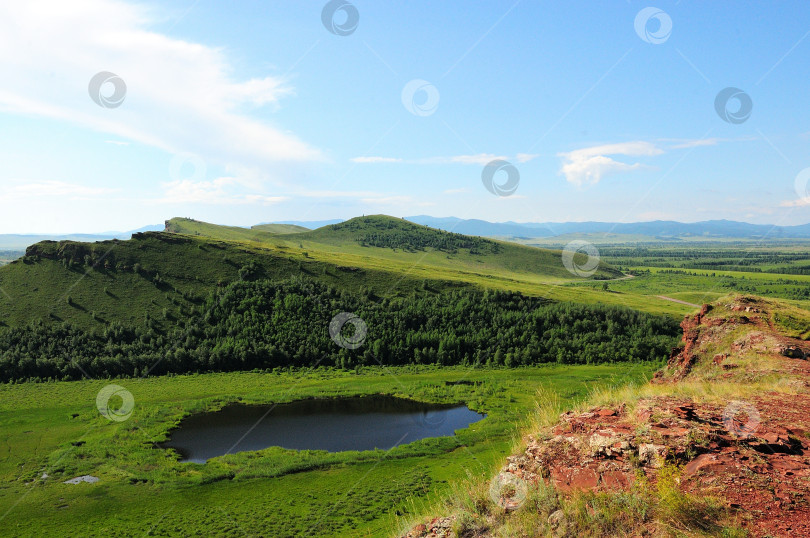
(673, 404, 697, 420)
(684, 454, 725, 476)
(569, 468, 599, 490)
(651, 425, 689, 438)
(595, 408, 617, 417)
(601, 471, 630, 490)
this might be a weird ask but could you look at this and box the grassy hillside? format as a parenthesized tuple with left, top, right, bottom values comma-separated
(167, 215, 624, 285)
(0, 214, 698, 333)
(164, 217, 280, 243)
(0, 232, 436, 330)
(286, 215, 624, 282)
(251, 223, 310, 234)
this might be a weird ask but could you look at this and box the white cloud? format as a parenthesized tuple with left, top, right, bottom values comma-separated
(515, 153, 539, 163)
(0, 0, 321, 173)
(558, 141, 663, 186)
(157, 177, 287, 205)
(352, 153, 525, 166)
(350, 157, 404, 164)
(781, 197, 810, 208)
(441, 153, 507, 165)
(666, 138, 720, 149)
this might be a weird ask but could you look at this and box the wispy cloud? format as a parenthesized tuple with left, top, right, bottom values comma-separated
(558, 141, 663, 186)
(350, 157, 403, 164)
(157, 177, 287, 205)
(781, 197, 810, 208)
(351, 153, 538, 166)
(661, 136, 755, 149)
(0, 0, 321, 174)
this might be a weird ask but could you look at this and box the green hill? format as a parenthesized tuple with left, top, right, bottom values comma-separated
(0, 215, 693, 335)
(251, 223, 310, 234)
(169, 215, 624, 284)
(0, 232, 436, 331)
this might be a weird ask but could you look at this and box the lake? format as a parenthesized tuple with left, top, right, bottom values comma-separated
(163, 395, 486, 463)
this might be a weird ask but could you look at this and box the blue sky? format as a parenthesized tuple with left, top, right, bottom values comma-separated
(1, 0, 810, 233)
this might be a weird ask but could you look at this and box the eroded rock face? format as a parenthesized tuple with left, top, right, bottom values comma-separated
(402, 298, 810, 538)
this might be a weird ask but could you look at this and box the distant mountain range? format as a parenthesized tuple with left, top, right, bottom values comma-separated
(404, 217, 810, 240)
(278, 216, 810, 241)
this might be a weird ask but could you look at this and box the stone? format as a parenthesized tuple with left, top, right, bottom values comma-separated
(673, 404, 697, 421)
(684, 454, 729, 476)
(548, 509, 565, 528)
(601, 470, 630, 489)
(638, 444, 664, 468)
(63, 475, 99, 484)
(589, 432, 621, 456)
(569, 468, 599, 489)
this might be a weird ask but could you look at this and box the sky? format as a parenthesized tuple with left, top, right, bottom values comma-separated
(1, 0, 810, 233)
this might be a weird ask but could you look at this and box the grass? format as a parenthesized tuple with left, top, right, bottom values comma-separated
(0, 364, 656, 537)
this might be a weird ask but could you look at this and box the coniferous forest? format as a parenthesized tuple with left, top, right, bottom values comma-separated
(0, 277, 680, 382)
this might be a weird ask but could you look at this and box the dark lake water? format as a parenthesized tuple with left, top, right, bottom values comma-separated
(163, 396, 486, 463)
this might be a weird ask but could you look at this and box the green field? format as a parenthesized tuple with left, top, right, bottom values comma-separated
(0, 365, 657, 536)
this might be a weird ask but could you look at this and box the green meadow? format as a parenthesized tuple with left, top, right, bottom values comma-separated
(0, 365, 657, 537)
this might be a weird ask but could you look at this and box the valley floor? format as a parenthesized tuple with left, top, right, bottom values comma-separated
(0, 365, 656, 537)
